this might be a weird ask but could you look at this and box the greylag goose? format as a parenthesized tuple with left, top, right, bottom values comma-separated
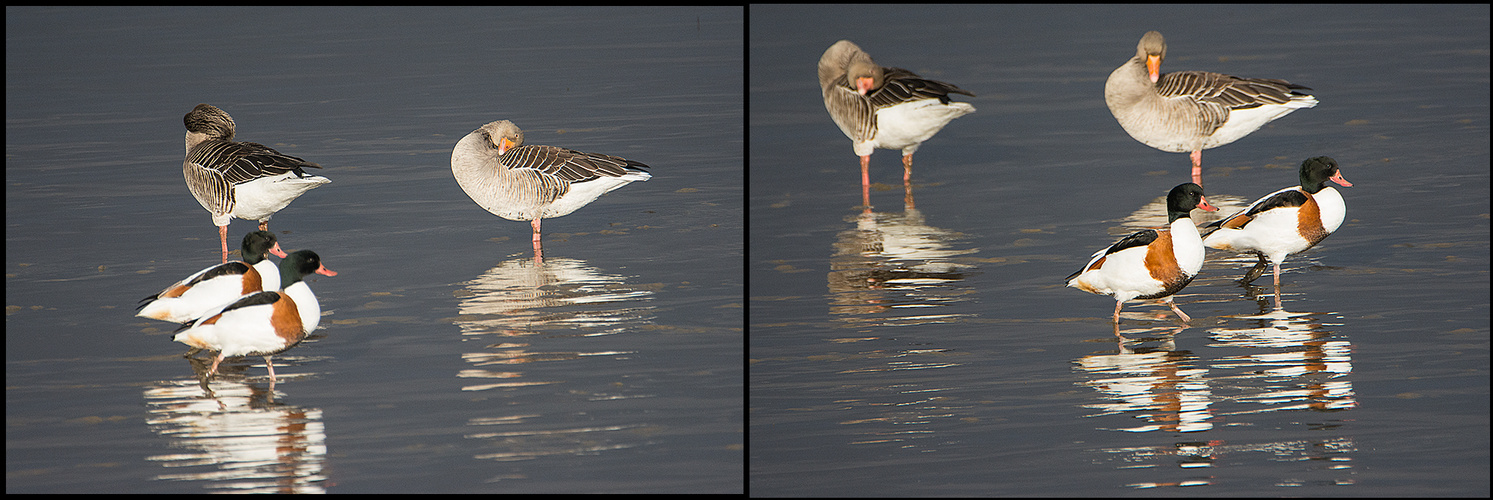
(1067, 183, 1217, 329)
(818, 40, 974, 206)
(450, 120, 651, 262)
(1105, 31, 1318, 190)
(182, 104, 330, 263)
(1203, 156, 1351, 308)
(174, 250, 336, 384)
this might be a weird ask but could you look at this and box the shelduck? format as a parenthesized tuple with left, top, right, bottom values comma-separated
(173, 250, 336, 382)
(1203, 156, 1351, 307)
(182, 103, 330, 263)
(818, 40, 974, 204)
(1066, 183, 1218, 327)
(137, 230, 288, 323)
(451, 120, 651, 263)
(1105, 31, 1318, 191)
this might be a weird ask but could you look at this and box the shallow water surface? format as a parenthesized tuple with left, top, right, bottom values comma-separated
(7, 6, 742, 493)
(751, 5, 1488, 496)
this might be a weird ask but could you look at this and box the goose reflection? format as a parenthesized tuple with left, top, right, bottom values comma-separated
(142, 379, 327, 492)
(453, 257, 654, 339)
(451, 256, 658, 461)
(828, 206, 978, 327)
(1115, 191, 1245, 233)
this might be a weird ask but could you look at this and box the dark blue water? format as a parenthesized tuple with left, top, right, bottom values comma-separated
(751, 4, 1488, 496)
(7, 6, 742, 493)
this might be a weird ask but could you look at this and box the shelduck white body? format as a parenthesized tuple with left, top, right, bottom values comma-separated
(1066, 183, 1217, 326)
(1203, 156, 1351, 305)
(138, 230, 288, 323)
(173, 250, 336, 381)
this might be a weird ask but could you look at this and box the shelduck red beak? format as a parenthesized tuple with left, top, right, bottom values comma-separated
(1196, 197, 1218, 212)
(268, 242, 289, 259)
(316, 264, 337, 277)
(1329, 171, 1353, 187)
(855, 76, 875, 96)
(1146, 54, 1161, 84)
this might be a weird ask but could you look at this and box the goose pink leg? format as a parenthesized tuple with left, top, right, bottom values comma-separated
(902, 155, 917, 208)
(1190, 150, 1204, 186)
(903, 154, 914, 184)
(531, 218, 544, 264)
(218, 225, 230, 264)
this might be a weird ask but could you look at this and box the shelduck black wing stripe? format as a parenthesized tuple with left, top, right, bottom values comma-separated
(1206, 186, 1305, 229)
(1105, 229, 1161, 256)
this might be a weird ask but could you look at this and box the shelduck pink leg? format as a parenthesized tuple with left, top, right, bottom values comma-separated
(208, 351, 227, 376)
(1165, 296, 1191, 323)
(1271, 262, 1284, 309)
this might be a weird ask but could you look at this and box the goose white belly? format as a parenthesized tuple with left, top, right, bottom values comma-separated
(869, 99, 975, 154)
(231, 172, 331, 221)
(539, 171, 652, 219)
(1200, 100, 1317, 150)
